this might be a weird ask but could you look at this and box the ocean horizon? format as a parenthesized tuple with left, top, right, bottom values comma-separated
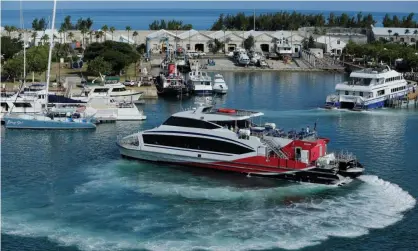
(2, 8, 417, 30)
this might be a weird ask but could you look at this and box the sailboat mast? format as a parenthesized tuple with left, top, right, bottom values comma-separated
(45, 0, 57, 105)
(20, 0, 26, 85)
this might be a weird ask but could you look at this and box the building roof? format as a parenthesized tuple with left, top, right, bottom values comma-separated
(243, 30, 265, 39)
(177, 29, 199, 39)
(209, 30, 233, 39)
(146, 29, 177, 39)
(372, 27, 416, 36)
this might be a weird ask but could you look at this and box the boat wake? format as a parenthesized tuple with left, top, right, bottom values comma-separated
(2, 160, 416, 251)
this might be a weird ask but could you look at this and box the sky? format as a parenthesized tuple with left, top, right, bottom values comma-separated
(1, 0, 418, 13)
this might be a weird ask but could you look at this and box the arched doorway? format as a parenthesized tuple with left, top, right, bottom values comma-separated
(195, 43, 204, 52)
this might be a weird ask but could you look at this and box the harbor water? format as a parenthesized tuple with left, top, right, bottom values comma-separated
(1, 71, 417, 251)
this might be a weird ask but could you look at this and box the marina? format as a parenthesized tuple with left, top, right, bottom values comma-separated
(2, 71, 417, 251)
(1, 1, 418, 251)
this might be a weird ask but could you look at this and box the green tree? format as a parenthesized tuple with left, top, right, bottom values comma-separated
(4, 25, 12, 36)
(209, 39, 224, 54)
(68, 32, 75, 42)
(3, 55, 24, 80)
(41, 34, 49, 45)
(1, 36, 23, 60)
(110, 26, 115, 41)
(394, 32, 399, 41)
(243, 35, 255, 51)
(132, 31, 138, 44)
(87, 56, 112, 76)
(84, 41, 140, 75)
(101, 25, 108, 41)
(308, 35, 315, 48)
(125, 26, 132, 43)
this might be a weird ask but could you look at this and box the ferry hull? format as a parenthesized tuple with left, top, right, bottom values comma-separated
(118, 146, 350, 186)
(4, 116, 96, 129)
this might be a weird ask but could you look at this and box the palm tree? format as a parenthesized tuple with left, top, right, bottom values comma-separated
(132, 31, 138, 44)
(58, 27, 64, 44)
(53, 34, 58, 44)
(41, 34, 49, 45)
(414, 30, 418, 49)
(110, 26, 115, 41)
(81, 27, 88, 46)
(4, 25, 12, 36)
(88, 30, 94, 43)
(10, 25, 18, 35)
(393, 32, 399, 41)
(31, 31, 38, 44)
(404, 29, 410, 43)
(101, 25, 108, 41)
(99, 31, 104, 42)
(388, 29, 392, 41)
(95, 31, 100, 42)
(125, 26, 131, 44)
(68, 32, 75, 42)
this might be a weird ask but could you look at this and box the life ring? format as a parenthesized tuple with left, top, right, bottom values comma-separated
(218, 108, 236, 113)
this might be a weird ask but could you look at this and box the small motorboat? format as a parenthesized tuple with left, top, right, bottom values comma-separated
(212, 74, 228, 94)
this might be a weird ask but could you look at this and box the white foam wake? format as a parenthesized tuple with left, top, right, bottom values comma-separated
(2, 161, 416, 251)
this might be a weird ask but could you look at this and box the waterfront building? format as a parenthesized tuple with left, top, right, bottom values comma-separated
(369, 25, 417, 45)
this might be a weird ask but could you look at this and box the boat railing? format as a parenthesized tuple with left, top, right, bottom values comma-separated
(261, 136, 289, 159)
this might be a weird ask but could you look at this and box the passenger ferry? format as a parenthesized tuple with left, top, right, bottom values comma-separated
(117, 104, 364, 186)
(325, 65, 416, 110)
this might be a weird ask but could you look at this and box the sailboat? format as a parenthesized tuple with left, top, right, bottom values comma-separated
(4, 0, 96, 129)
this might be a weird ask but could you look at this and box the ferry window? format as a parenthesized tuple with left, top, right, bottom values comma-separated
(211, 120, 252, 128)
(13, 102, 32, 108)
(143, 134, 254, 155)
(345, 91, 349, 95)
(93, 88, 108, 93)
(337, 40, 340, 44)
(162, 116, 221, 129)
(206, 82, 211, 85)
(202, 107, 212, 113)
(359, 92, 363, 97)
(363, 78, 372, 85)
(377, 90, 385, 96)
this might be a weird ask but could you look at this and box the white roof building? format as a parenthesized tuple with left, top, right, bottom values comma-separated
(314, 35, 346, 55)
(371, 25, 418, 44)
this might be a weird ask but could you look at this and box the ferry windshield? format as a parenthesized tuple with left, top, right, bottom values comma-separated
(351, 78, 373, 86)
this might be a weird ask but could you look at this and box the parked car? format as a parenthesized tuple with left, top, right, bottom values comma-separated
(123, 80, 136, 86)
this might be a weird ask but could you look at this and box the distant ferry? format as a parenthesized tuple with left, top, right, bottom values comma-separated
(117, 103, 364, 186)
(324, 65, 416, 110)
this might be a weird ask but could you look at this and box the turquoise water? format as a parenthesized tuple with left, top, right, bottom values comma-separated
(1, 71, 417, 251)
(1, 8, 416, 29)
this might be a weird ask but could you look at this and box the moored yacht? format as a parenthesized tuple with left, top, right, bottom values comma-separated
(187, 62, 213, 95)
(212, 74, 228, 94)
(117, 104, 364, 186)
(71, 83, 143, 102)
(325, 65, 416, 110)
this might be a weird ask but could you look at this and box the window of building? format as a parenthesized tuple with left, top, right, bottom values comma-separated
(162, 116, 221, 129)
(143, 134, 254, 154)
